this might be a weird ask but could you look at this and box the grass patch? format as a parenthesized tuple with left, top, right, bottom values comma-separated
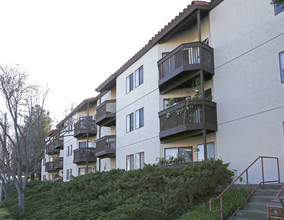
(2, 159, 234, 220)
(179, 188, 247, 220)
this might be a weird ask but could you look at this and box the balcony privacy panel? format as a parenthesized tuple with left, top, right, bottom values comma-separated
(73, 148, 96, 163)
(74, 119, 97, 137)
(54, 157, 63, 170)
(159, 99, 217, 139)
(46, 145, 60, 155)
(158, 42, 213, 80)
(96, 135, 116, 157)
(96, 100, 116, 119)
(45, 162, 54, 172)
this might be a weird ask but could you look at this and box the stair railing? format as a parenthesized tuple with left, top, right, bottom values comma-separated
(267, 185, 284, 219)
(209, 156, 280, 220)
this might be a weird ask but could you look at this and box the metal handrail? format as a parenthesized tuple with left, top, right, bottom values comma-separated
(267, 185, 284, 219)
(209, 156, 280, 220)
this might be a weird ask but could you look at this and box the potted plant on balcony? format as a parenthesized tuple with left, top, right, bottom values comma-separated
(155, 157, 167, 166)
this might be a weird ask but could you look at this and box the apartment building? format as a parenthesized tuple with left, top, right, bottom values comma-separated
(41, 97, 99, 181)
(94, 0, 284, 182)
(42, 0, 284, 182)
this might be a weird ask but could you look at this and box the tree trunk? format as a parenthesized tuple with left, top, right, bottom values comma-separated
(16, 186, 25, 214)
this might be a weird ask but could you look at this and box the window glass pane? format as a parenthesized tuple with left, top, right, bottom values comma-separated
(135, 110, 139, 129)
(135, 69, 139, 87)
(165, 148, 178, 160)
(275, 3, 284, 14)
(280, 52, 284, 83)
(130, 74, 133, 91)
(207, 143, 215, 159)
(130, 155, 134, 170)
(135, 153, 140, 169)
(126, 76, 130, 93)
(140, 152, 144, 169)
(179, 148, 192, 162)
(126, 115, 130, 132)
(140, 108, 144, 127)
(198, 145, 205, 161)
(130, 113, 134, 131)
(126, 156, 130, 171)
(139, 66, 143, 84)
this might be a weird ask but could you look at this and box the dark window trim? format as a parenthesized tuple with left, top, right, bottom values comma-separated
(135, 107, 144, 129)
(135, 65, 143, 88)
(279, 51, 284, 83)
(274, 3, 284, 15)
(126, 73, 134, 94)
(135, 151, 144, 169)
(164, 146, 193, 162)
(197, 141, 215, 160)
(126, 154, 134, 171)
(126, 112, 134, 133)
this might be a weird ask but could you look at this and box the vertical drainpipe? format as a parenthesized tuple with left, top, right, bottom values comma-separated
(198, 9, 207, 158)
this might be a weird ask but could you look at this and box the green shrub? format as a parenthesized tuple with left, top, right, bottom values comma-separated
(179, 188, 247, 220)
(3, 159, 234, 220)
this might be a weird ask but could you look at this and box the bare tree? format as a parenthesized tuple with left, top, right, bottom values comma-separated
(0, 65, 51, 214)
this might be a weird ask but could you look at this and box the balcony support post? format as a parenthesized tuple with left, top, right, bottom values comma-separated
(197, 9, 201, 42)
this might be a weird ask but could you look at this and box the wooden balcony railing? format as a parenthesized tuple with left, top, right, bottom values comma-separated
(54, 157, 63, 170)
(53, 139, 64, 150)
(96, 99, 116, 126)
(73, 119, 97, 139)
(159, 99, 217, 140)
(95, 135, 116, 158)
(46, 145, 60, 155)
(158, 42, 214, 93)
(73, 147, 96, 164)
(45, 162, 54, 172)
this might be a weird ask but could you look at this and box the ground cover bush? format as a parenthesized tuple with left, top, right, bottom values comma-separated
(3, 159, 234, 220)
(178, 188, 247, 220)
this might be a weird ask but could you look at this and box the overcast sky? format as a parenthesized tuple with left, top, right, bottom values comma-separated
(0, 0, 202, 126)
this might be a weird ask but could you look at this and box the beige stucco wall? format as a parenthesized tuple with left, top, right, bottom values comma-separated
(210, 0, 284, 182)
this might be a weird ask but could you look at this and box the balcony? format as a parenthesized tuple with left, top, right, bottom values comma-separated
(95, 135, 116, 158)
(73, 119, 97, 139)
(158, 42, 214, 94)
(73, 148, 97, 164)
(159, 99, 217, 142)
(46, 145, 60, 155)
(54, 157, 63, 170)
(45, 162, 54, 172)
(53, 139, 64, 150)
(96, 100, 116, 127)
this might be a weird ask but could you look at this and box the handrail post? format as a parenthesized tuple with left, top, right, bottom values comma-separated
(246, 170, 249, 197)
(261, 157, 264, 183)
(220, 196, 223, 220)
(277, 158, 280, 183)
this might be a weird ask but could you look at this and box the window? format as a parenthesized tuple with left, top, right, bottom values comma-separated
(66, 169, 72, 180)
(202, 38, 209, 45)
(43, 175, 46, 181)
(135, 152, 145, 169)
(79, 142, 92, 148)
(135, 108, 144, 129)
(275, 3, 284, 15)
(280, 51, 284, 83)
(197, 142, 215, 161)
(43, 158, 46, 166)
(165, 147, 193, 162)
(126, 73, 134, 93)
(67, 145, 73, 157)
(126, 154, 134, 170)
(49, 157, 54, 162)
(163, 97, 188, 109)
(162, 52, 170, 57)
(79, 167, 91, 176)
(126, 113, 134, 132)
(80, 116, 92, 120)
(135, 66, 143, 87)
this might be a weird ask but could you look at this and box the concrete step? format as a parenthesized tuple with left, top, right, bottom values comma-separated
(235, 209, 267, 219)
(254, 189, 282, 197)
(258, 183, 283, 191)
(249, 195, 275, 203)
(232, 216, 263, 220)
(242, 202, 266, 210)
